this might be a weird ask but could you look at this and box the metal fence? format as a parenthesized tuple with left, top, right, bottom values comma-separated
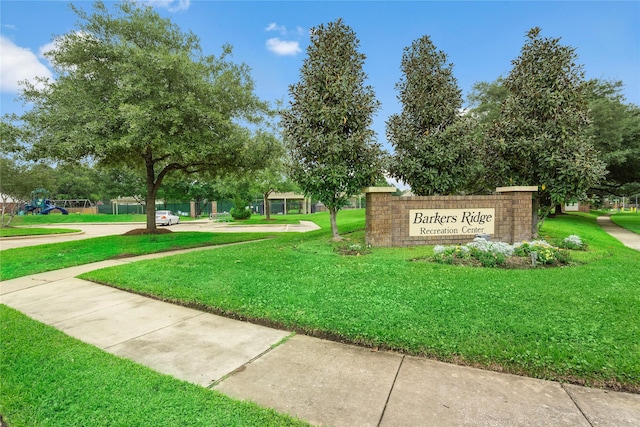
(98, 200, 234, 217)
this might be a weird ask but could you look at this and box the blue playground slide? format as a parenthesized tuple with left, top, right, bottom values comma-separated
(24, 199, 69, 215)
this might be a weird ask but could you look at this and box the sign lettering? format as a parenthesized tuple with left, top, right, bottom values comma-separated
(409, 209, 495, 237)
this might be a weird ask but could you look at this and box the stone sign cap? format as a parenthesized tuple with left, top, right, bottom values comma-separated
(362, 187, 397, 193)
(495, 186, 538, 193)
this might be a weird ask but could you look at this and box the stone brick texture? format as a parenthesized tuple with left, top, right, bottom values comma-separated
(365, 189, 536, 247)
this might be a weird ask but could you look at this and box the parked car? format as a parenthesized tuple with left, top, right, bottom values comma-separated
(155, 210, 180, 226)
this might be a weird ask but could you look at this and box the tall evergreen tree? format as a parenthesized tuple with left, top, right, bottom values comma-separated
(490, 28, 606, 231)
(387, 35, 484, 195)
(282, 19, 385, 239)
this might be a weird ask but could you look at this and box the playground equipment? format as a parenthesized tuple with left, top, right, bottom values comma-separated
(24, 189, 68, 215)
(55, 199, 96, 214)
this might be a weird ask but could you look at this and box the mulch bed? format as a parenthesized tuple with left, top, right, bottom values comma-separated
(123, 228, 173, 236)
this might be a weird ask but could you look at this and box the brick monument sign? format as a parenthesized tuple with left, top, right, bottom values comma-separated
(364, 186, 538, 247)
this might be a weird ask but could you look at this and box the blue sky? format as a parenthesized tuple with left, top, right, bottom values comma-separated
(2, 0, 639, 152)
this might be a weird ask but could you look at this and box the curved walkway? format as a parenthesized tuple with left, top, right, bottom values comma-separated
(1, 219, 639, 425)
(596, 215, 640, 251)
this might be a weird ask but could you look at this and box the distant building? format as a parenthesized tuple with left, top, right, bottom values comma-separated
(564, 202, 590, 213)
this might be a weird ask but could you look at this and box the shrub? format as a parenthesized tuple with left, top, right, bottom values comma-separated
(230, 195, 251, 220)
(433, 245, 471, 265)
(467, 238, 515, 257)
(513, 239, 569, 265)
(432, 237, 570, 268)
(230, 208, 251, 220)
(562, 234, 585, 250)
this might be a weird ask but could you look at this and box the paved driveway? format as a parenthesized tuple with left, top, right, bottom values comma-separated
(0, 220, 320, 250)
(0, 223, 144, 250)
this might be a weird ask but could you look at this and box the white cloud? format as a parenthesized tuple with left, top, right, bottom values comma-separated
(39, 40, 57, 58)
(0, 36, 53, 93)
(264, 22, 305, 56)
(266, 37, 301, 56)
(265, 22, 287, 35)
(38, 40, 59, 69)
(140, 0, 191, 12)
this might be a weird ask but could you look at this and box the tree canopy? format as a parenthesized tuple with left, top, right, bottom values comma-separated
(17, 0, 275, 231)
(0, 156, 56, 225)
(488, 27, 606, 230)
(281, 19, 385, 239)
(586, 80, 640, 197)
(470, 76, 640, 203)
(248, 135, 292, 220)
(387, 35, 485, 196)
(467, 77, 508, 126)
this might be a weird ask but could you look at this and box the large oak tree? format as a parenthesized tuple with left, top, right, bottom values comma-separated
(586, 80, 640, 197)
(18, 1, 274, 231)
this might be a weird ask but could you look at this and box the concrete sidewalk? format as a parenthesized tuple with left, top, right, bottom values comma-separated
(1, 247, 639, 426)
(596, 215, 640, 251)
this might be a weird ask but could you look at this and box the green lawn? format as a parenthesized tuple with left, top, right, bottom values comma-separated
(0, 305, 308, 427)
(0, 212, 330, 281)
(7, 213, 148, 225)
(226, 214, 301, 224)
(0, 232, 271, 281)
(610, 212, 640, 234)
(79, 210, 640, 392)
(6, 212, 314, 227)
(0, 227, 80, 237)
(2, 209, 638, 396)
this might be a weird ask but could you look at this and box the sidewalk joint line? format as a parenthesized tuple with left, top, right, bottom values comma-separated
(561, 383, 594, 427)
(377, 354, 404, 427)
(208, 331, 296, 389)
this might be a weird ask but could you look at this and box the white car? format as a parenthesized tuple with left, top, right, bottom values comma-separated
(155, 210, 180, 226)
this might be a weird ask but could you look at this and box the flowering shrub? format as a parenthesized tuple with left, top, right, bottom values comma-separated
(432, 237, 570, 268)
(467, 239, 515, 257)
(513, 240, 548, 256)
(433, 245, 471, 264)
(472, 248, 506, 268)
(513, 239, 570, 265)
(562, 235, 585, 250)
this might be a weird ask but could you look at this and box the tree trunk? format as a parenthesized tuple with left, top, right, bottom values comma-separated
(554, 203, 564, 215)
(4, 205, 16, 227)
(145, 155, 158, 232)
(533, 195, 554, 238)
(264, 191, 272, 220)
(1, 201, 6, 227)
(146, 193, 157, 231)
(329, 206, 340, 240)
(531, 196, 540, 238)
